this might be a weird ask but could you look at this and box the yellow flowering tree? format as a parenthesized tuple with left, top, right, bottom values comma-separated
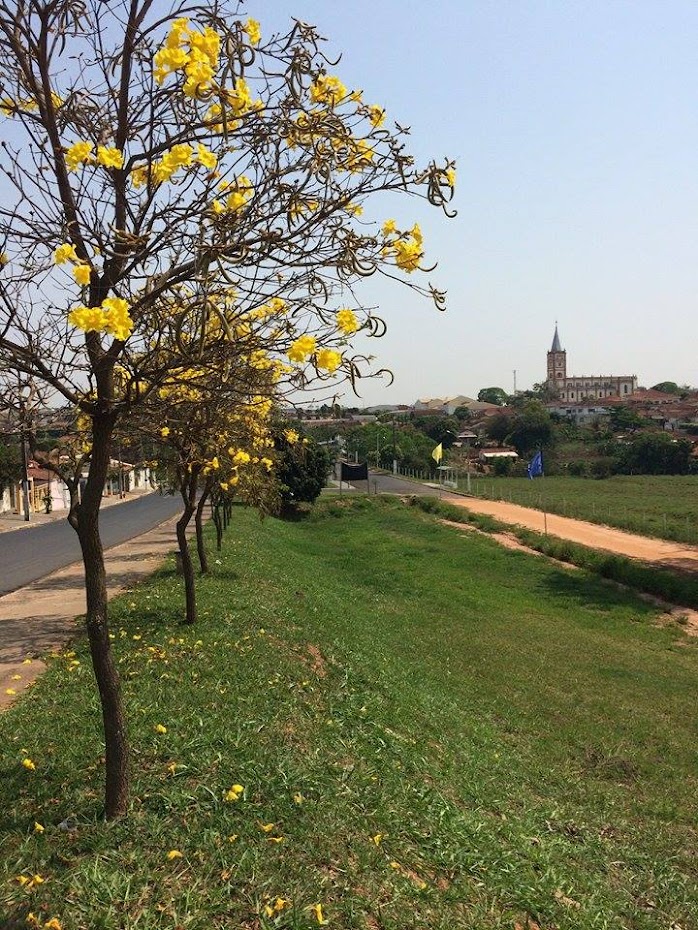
(0, 1, 454, 818)
(125, 350, 280, 625)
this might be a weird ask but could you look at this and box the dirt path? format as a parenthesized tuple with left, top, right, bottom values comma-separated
(441, 493, 698, 573)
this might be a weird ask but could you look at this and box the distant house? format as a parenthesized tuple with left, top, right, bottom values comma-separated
(479, 449, 518, 465)
(411, 395, 499, 416)
(546, 387, 697, 430)
(5, 460, 71, 514)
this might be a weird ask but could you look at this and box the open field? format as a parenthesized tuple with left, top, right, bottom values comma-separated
(2, 498, 697, 929)
(459, 474, 698, 544)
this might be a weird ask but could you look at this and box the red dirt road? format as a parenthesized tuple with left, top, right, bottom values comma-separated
(442, 494, 698, 573)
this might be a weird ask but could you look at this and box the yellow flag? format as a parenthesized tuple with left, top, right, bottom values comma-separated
(431, 442, 443, 463)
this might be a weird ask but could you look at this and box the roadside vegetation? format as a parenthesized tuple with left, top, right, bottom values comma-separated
(2, 498, 696, 929)
(412, 496, 698, 610)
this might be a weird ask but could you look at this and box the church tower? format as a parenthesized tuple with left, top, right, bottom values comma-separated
(546, 323, 566, 396)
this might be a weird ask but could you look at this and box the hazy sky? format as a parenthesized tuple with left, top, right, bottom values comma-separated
(3, 2, 696, 408)
(264, 0, 698, 405)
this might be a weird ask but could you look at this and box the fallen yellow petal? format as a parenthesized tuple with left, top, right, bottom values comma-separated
(166, 849, 183, 860)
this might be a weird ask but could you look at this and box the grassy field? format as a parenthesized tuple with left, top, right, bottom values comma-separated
(458, 474, 698, 544)
(1, 498, 697, 929)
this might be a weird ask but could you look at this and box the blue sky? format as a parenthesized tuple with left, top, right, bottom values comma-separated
(264, 0, 698, 405)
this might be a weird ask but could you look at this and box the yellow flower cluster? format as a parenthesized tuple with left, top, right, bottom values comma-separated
(1, 92, 61, 117)
(219, 174, 254, 213)
(196, 142, 217, 170)
(54, 242, 93, 285)
(287, 334, 316, 363)
(310, 73, 347, 107)
(154, 18, 221, 97)
(336, 308, 359, 335)
(284, 429, 300, 444)
(244, 18, 261, 46)
(54, 243, 78, 264)
(366, 104, 385, 127)
(1, 96, 35, 116)
(96, 146, 124, 169)
(384, 222, 424, 273)
(68, 296, 134, 342)
(287, 336, 342, 373)
(343, 138, 375, 173)
(247, 297, 287, 321)
(134, 141, 217, 186)
(73, 264, 91, 285)
(65, 140, 94, 171)
(230, 449, 251, 466)
(316, 348, 342, 372)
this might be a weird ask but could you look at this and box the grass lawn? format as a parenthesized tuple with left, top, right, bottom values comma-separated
(459, 474, 698, 544)
(1, 497, 697, 929)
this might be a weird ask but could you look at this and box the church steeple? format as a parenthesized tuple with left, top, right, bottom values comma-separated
(546, 322, 566, 397)
(551, 321, 563, 353)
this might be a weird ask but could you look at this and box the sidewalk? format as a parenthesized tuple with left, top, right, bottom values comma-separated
(0, 508, 187, 711)
(0, 488, 153, 534)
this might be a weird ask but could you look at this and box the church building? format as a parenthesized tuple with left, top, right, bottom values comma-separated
(546, 325, 637, 402)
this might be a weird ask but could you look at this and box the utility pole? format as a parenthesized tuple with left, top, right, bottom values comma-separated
(17, 381, 31, 521)
(392, 418, 397, 475)
(20, 412, 31, 521)
(118, 443, 125, 498)
(513, 369, 517, 395)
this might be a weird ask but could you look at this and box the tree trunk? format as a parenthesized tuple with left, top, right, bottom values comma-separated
(75, 413, 129, 819)
(213, 502, 223, 551)
(195, 479, 211, 574)
(176, 471, 199, 625)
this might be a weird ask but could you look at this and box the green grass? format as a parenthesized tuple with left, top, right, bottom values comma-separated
(412, 495, 698, 610)
(1, 497, 697, 929)
(458, 474, 698, 544)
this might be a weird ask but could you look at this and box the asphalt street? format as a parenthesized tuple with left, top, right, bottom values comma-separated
(365, 472, 445, 496)
(0, 493, 181, 596)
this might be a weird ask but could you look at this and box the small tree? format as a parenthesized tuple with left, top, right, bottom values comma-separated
(275, 428, 330, 512)
(477, 386, 508, 406)
(506, 402, 555, 456)
(0, 2, 453, 817)
(0, 440, 21, 496)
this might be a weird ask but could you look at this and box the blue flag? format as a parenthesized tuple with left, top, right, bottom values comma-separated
(527, 450, 544, 479)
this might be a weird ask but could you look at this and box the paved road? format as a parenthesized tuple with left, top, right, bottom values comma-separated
(367, 472, 445, 496)
(0, 494, 181, 596)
